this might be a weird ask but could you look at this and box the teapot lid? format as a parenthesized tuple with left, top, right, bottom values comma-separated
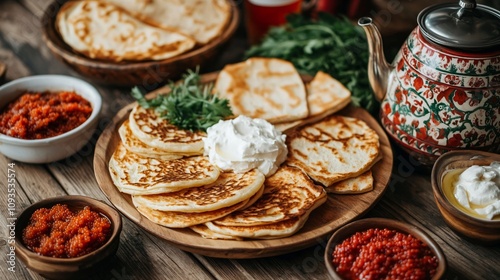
(418, 0, 500, 50)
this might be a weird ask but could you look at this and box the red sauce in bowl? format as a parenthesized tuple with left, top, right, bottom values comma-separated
(22, 204, 111, 258)
(0, 91, 92, 139)
(332, 228, 438, 280)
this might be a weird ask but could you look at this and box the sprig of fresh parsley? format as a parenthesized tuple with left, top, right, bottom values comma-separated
(131, 69, 232, 132)
(245, 13, 377, 114)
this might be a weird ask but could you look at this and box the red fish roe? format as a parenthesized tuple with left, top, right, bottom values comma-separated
(0, 91, 92, 139)
(22, 204, 111, 258)
(332, 228, 438, 280)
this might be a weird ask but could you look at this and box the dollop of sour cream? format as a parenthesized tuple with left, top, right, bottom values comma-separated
(452, 162, 500, 220)
(203, 115, 287, 177)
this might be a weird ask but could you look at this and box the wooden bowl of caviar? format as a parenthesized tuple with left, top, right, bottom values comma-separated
(0, 75, 102, 163)
(324, 218, 446, 280)
(14, 195, 122, 280)
(431, 150, 500, 245)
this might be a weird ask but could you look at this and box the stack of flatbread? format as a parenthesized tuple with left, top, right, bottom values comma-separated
(285, 115, 381, 194)
(215, 58, 352, 131)
(193, 166, 326, 240)
(108, 101, 326, 239)
(56, 0, 231, 62)
(215, 58, 381, 194)
(107, 57, 382, 240)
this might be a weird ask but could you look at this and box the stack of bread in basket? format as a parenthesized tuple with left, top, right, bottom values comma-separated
(55, 0, 231, 62)
(108, 58, 381, 240)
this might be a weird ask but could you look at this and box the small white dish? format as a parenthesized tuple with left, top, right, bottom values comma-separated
(0, 75, 102, 163)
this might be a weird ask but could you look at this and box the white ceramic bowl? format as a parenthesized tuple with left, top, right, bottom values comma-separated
(0, 75, 102, 163)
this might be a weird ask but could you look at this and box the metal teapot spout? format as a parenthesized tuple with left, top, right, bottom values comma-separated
(358, 17, 392, 102)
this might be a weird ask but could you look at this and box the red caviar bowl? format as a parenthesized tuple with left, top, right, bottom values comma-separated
(0, 75, 102, 164)
(14, 195, 122, 280)
(324, 218, 446, 280)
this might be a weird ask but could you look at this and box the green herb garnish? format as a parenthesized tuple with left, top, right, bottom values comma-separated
(131, 69, 233, 132)
(245, 13, 377, 114)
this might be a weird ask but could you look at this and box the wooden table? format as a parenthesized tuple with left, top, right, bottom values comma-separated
(1, 1, 498, 279)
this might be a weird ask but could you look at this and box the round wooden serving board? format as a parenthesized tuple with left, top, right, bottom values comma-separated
(93, 72, 394, 258)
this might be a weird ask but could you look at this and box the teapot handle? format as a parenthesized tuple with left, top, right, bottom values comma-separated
(456, 0, 476, 18)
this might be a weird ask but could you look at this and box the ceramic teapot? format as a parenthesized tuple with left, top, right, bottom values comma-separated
(358, 0, 500, 165)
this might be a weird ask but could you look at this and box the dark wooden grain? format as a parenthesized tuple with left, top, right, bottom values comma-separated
(1, 0, 500, 279)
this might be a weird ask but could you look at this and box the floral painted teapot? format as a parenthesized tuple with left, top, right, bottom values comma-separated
(358, 0, 500, 165)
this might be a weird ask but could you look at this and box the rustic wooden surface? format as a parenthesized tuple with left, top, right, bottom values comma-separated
(1, 0, 499, 279)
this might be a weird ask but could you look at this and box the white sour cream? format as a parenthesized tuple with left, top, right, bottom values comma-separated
(452, 162, 500, 220)
(203, 115, 287, 176)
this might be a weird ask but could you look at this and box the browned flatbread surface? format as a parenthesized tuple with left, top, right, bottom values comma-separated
(100, 0, 231, 44)
(134, 199, 247, 228)
(56, 1, 196, 61)
(203, 193, 326, 239)
(325, 170, 374, 194)
(286, 115, 380, 187)
(128, 105, 205, 153)
(109, 143, 220, 195)
(213, 166, 326, 226)
(215, 58, 308, 123)
(119, 120, 184, 160)
(131, 169, 265, 212)
(274, 71, 351, 133)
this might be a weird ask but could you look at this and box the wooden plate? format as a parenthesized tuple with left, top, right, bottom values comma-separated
(93, 72, 394, 258)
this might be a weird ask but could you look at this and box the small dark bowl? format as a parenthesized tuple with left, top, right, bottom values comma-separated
(431, 150, 500, 244)
(41, 0, 239, 87)
(15, 195, 122, 279)
(324, 218, 446, 280)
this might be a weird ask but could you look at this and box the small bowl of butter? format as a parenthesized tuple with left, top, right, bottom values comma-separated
(431, 150, 500, 245)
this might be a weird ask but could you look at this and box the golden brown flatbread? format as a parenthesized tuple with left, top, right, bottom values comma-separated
(99, 0, 231, 44)
(134, 199, 247, 228)
(203, 194, 325, 239)
(324, 170, 374, 194)
(128, 105, 205, 154)
(109, 143, 219, 195)
(131, 169, 265, 212)
(213, 166, 326, 226)
(56, 1, 196, 61)
(286, 115, 380, 187)
(190, 224, 243, 240)
(274, 71, 351, 133)
(215, 58, 309, 123)
(118, 120, 184, 160)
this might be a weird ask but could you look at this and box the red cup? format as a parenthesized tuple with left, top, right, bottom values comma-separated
(244, 0, 303, 44)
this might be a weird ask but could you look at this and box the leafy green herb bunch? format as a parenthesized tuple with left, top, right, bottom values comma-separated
(131, 69, 233, 132)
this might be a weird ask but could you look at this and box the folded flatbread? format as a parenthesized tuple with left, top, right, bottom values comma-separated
(324, 170, 374, 194)
(57, 1, 196, 61)
(99, 0, 231, 44)
(213, 166, 326, 226)
(286, 115, 380, 187)
(215, 58, 309, 123)
(128, 105, 205, 154)
(109, 143, 219, 195)
(275, 71, 351, 132)
(131, 169, 265, 212)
